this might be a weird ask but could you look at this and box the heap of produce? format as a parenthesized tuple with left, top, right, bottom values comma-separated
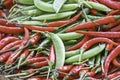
(0, 0, 120, 80)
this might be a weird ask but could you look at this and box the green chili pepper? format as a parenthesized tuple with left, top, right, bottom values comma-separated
(88, 57, 95, 68)
(65, 44, 105, 64)
(48, 32, 65, 69)
(34, 0, 79, 12)
(31, 11, 76, 21)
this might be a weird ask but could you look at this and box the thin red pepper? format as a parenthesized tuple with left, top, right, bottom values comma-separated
(21, 57, 47, 66)
(76, 31, 120, 38)
(107, 10, 120, 16)
(67, 35, 90, 51)
(23, 25, 55, 32)
(1, 40, 22, 51)
(0, 52, 12, 62)
(49, 45, 55, 64)
(98, 0, 120, 10)
(66, 15, 120, 32)
(112, 58, 120, 67)
(48, 11, 82, 27)
(81, 37, 118, 51)
(0, 37, 19, 50)
(0, 25, 24, 34)
(30, 61, 48, 68)
(58, 65, 74, 73)
(0, 10, 6, 18)
(68, 64, 85, 76)
(104, 45, 120, 76)
(0, 18, 18, 27)
(107, 71, 120, 79)
(110, 24, 120, 32)
(3, 0, 14, 9)
(103, 19, 120, 30)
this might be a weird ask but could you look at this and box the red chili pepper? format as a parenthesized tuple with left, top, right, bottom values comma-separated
(89, 77, 102, 80)
(107, 10, 120, 16)
(49, 45, 55, 64)
(17, 49, 30, 68)
(68, 64, 85, 76)
(27, 77, 51, 80)
(3, 0, 14, 9)
(112, 58, 120, 67)
(48, 11, 82, 27)
(0, 37, 19, 50)
(22, 57, 47, 66)
(0, 18, 18, 27)
(104, 45, 120, 76)
(0, 10, 6, 18)
(76, 31, 120, 38)
(30, 61, 48, 68)
(103, 19, 120, 31)
(67, 35, 90, 51)
(58, 65, 74, 73)
(0, 51, 12, 62)
(0, 25, 24, 34)
(81, 37, 118, 51)
(1, 40, 22, 51)
(22, 27, 30, 45)
(107, 71, 120, 79)
(90, 9, 102, 16)
(23, 27, 30, 41)
(29, 33, 41, 45)
(66, 15, 120, 32)
(110, 24, 120, 32)
(98, 0, 120, 10)
(23, 25, 55, 32)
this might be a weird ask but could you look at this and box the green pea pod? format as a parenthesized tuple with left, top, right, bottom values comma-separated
(18, 5, 36, 10)
(48, 32, 65, 69)
(21, 9, 44, 16)
(15, 0, 34, 5)
(85, 1, 111, 12)
(19, 21, 48, 26)
(87, 15, 103, 20)
(65, 44, 105, 64)
(34, 0, 79, 12)
(57, 32, 83, 41)
(65, 49, 80, 58)
(31, 11, 76, 21)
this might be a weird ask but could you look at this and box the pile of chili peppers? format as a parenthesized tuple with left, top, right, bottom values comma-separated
(0, 0, 120, 80)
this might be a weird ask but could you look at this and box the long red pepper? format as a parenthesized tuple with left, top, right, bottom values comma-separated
(0, 25, 24, 34)
(67, 35, 90, 51)
(0, 37, 19, 50)
(68, 64, 85, 76)
(81, 37, 118, 51)
(23, 25, 55, 32)
(30, 61, 48, 68)
(1, 40, 22, 51)
(22, 57, 47, 66)
(0, 18, 18, 27)
(66, 15, 120, 32)
(76, 31, 120, 38)
(112, 58, 120, 67)
(3, 0, 14, 9)
(103, 19, 120, 30)
(110, 24, 120, 32)
(0, 52, 12, 62)
(107, 10, 120, 16)
(49, 45, 55, 64)
(98, 0, 120, 10)
(48, 11, 82, 27)
(104, 45, 120, 76)
(107, 71, 120, 79)
(58, 65, 74, 73)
